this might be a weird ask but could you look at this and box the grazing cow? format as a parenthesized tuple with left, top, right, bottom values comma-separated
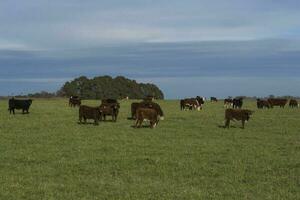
(8, 98, 32, 114)
(211, 97, 218, 102)
(268, 98, 288, 108)
(135, 108, 160, 128)
(131, 101, 164, 120)
(69, 96, 81, 107)
(233, 97, 243, 109)
(224, 109, 254, 129)
(289, 99, 299, 108)
(79, 105, 102, 125)
(224, 98, 233, 108)
(99, 103, 120, 122)
(180, 98, 202, 111)
(257, 99, 270, 109)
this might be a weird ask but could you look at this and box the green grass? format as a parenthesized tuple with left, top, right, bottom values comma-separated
(0, 99, 299, 199)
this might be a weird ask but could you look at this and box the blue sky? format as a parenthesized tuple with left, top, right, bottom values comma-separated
(1, 1, 300, 98)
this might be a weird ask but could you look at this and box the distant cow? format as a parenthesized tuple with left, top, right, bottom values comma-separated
(257, 99, 270, 109)
(225, 109, 254, 129)
(79, 105, 102, 125)
(69, 96, 81, 107)
(196, 96, 205, 105)
(144, 95, 155, 101)
(8, 98, 32, 114)
(135, 108, 160, 128)
(180, 97, 203, 111)
(99, 103, 120, 122)
(102, 99, 118, 104)
(289, 99, 299, 108)
(268, 98, 288, 108)
(131, 101, 164, 120)
(211, 97, 218, 102)
(224, 98, 233, 108)
(233, 98, 243, 109)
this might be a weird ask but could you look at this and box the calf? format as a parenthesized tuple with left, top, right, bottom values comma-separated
(180, 98, 202, 111)
(79, 105, 102, 125)
(8, 98, 32, 114)
(135, 108, 160, 128)
(225, 108, 254, 129)
(289, 99, 299, 108)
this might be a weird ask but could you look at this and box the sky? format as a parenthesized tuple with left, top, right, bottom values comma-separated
(1, 0, 300, 99)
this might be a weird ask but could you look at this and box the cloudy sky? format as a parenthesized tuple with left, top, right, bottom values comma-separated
(1, 0, 300, 98)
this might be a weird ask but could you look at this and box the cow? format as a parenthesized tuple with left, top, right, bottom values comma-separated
(135, 108, 160, 128)
(257, 99, 270, 109)
(102, 99, 118, 104)
(79, 105, 102, 125)
(289, 99, 299, 108)
(211, 97, 218, 102)
(144, 95, 155, 101)
(8, 98, 32, 114)
(224, 109, 254, 129)
(233, 97, 243, 109)
(99, 103, 119, 122)
(131, 101, 164, 120)
(180, 98, 203, 111)
(224, 98, 233, 108)
(69, 96, 81, 107)
(268, 98, 288, 108)
(196, 96, 205, 106)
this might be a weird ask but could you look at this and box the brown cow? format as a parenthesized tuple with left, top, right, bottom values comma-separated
(79, 105, 102, 125)
(268, 98, 288, 108)
(257, 99, 270, 109)
(180, 98, 202, 111)
(225, 109, 254, 129)
(99, 103, 119, 122)
(289, 99, 299, 108)
(135, 108, 160, 128)
(131, 101, 164, 120)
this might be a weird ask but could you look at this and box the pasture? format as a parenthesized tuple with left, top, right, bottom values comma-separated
(0, 99, 299, 199)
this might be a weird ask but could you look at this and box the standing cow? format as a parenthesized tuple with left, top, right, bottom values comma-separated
(224, 109, 254, 129)
(135, 108, 160, 128)
(8, 98, 32, 114)
(69, 96, 81, 107)
(289, 99, 299, 108)
(268, 98, 288, 108)
(131, 101, 164, 120)
(233, 97, 243, 109)
(257, 99, 270, 109)
(99, 102, 120, 122)
(79, 105, 102, 125)
(224, 98, 233, 108)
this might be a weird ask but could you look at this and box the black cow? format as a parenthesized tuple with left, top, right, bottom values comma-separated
(268, 98, 288, 108)
(79, 105, 102, 125)
(211, 97, 218, 102)
(8, 98, 32, 114)
(289, 99, 299, 108)
(233, 98, 243, 109)
(69, 96, 81, 107)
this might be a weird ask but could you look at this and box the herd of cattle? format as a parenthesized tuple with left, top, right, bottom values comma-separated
(6, 96, 299, 129)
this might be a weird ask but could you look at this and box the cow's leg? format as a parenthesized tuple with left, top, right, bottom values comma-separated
(79, 115, 82, 124)
(242, 120, 245, 129)
(225, 119, 230, 128)
(13, 109, 15, 115)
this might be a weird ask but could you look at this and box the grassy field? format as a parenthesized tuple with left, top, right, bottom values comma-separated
(0, 99, 299, 199)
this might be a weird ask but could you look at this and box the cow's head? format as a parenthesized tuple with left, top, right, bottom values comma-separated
(244, 110, 254, 121)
